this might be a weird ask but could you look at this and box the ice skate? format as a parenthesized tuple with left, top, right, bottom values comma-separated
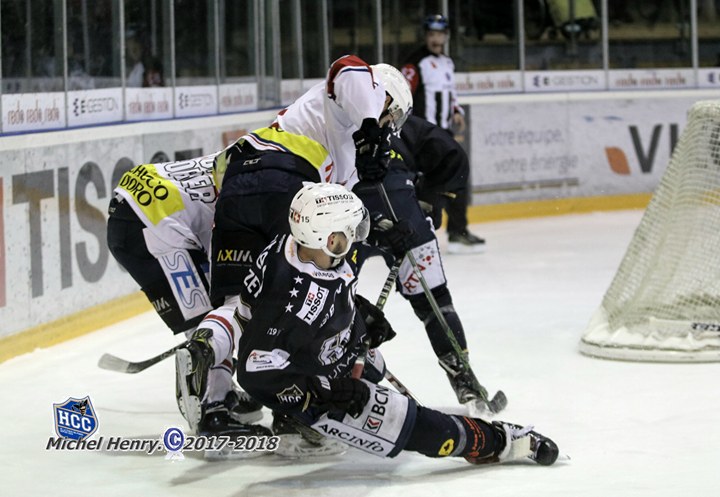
(466, 421, 559, 466)
(271, 411, 347, 457)
(225, 388, 264, 424)
(438, 351, 489, 404)
(447, 230, 485, 254)
(200, 402, 273, 460)
(175, 328, 215, 433)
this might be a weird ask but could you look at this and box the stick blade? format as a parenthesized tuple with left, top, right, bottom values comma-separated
(97, 353, 140, 373)
(466, 390, 508, 417)
(487, 390, 508, 414)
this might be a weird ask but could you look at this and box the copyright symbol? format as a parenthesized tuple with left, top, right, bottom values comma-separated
(163, 427, 185, 452)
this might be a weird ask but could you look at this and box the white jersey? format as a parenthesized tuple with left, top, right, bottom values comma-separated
(113, 153, 218, 255)
(241, 55, 386, 189)
(401, 48, 460, 130)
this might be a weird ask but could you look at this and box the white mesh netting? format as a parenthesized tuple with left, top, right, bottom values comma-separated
(580, 99, 720, 362)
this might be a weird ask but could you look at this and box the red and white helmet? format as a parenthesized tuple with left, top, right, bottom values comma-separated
(371, 63, 413, 130)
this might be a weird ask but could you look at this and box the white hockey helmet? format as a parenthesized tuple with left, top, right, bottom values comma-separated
(289, 183, 370, 261)
(371, 63, 413, 130)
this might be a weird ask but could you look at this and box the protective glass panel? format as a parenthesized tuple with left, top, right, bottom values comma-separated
(66, 0, 122, 89)
(608, 0, 692, 68)
(524, 0, 603, 70)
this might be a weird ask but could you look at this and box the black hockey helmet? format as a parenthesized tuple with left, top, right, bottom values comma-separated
(423, 14, 449, 32)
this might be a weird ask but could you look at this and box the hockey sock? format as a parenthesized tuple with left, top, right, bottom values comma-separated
(403, 406, 500, 459)
(205, 365, 234, 404)
(409, 286, 468, 357)
(191, 296, 242, 368)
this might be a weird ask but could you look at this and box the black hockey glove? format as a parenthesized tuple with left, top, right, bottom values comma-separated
(307, 376, 370, 418)
(355, 294, 396, 348)
(353, 118, 392, 182)
(367, 212, 415, 257)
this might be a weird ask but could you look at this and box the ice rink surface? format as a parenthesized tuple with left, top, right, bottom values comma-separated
(2, 210, 719, 497)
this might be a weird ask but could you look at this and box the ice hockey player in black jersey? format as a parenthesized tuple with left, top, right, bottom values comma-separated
(354, 115, 499, 413)
(180, 183, 559, 465)
(396, 114, 478, 242)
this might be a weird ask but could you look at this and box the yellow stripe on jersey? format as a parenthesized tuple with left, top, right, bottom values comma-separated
(213, 151, 228, 190)
(117, 164, 184, 225)
(250, 127, 329, 170)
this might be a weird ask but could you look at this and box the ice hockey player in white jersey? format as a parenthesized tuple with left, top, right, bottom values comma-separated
(107, 152, 268, 439)
(178, 56, 412, 451)
(177, 183, 560, 466)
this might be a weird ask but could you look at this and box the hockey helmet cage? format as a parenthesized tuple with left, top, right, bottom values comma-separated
(289, 183, 369, 260)
(371, 63, 413, 130)
(423, 14, 449, 32)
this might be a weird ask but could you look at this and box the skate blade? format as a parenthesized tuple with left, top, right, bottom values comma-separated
(228, 410, 263, 425)
(175, 349, 202, 433)
(204, 447, 270, 461)
(447, 242, 486, 255)
(273, 434, 348, 458)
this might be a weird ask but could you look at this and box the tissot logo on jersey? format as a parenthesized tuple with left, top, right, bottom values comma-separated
(296, 282, 329, 324)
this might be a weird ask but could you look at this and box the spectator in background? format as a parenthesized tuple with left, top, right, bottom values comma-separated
(125, 28, 164, 87)
(401, 14, 485, 254)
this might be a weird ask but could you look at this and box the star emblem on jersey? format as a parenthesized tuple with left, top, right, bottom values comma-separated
(284, 303, 293, 312)
(294, 276, 303, 285)
(289, 288, 299, 298)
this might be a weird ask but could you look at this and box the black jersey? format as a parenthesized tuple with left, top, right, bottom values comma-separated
(394, 115, 469, 195)
(236, 234, 366, 414)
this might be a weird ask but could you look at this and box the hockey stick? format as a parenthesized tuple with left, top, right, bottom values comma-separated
(350, 258, 421, 403)
(375, 182, 507, 414)
(97, 341, 187, 374)
(351, 260, 401, 379)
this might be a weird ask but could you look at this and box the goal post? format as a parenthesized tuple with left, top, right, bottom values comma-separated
(579, 99, 720, 362)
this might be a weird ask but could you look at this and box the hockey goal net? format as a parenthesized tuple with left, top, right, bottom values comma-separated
(580, 99, 720, 362)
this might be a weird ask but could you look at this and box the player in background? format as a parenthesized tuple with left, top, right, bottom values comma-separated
(106, 153, 268, 438)
(396, 114, 474, 237)
(182, 183, 559, 466)
(401, 14, 485, 254)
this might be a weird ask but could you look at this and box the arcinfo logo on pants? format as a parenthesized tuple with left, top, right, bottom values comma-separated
(67, 88, 123, 127)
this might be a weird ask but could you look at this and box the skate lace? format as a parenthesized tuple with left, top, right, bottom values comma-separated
(508, 424, 533, 441)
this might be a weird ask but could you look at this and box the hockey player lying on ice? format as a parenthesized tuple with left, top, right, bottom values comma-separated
(176, 182, 559, 465)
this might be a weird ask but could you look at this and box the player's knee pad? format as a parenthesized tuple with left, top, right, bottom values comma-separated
(404, 407, 499, 459)
(397, 239, 447, 297)
(408, 284, 452, 320)
(309, 382, 417, 458)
